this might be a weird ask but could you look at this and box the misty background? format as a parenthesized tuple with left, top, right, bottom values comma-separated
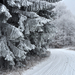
(62, 0, 75, 16)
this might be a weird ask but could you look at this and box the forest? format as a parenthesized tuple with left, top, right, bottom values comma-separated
(0, 0, 75, 72)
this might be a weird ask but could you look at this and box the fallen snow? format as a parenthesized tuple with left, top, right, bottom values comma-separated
(7, 48, 75, 75)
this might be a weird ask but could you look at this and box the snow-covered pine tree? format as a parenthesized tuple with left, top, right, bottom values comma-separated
(0, 0, 61, 69)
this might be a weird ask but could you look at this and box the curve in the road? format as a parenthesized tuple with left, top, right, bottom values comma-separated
(22, 49, 75, 75)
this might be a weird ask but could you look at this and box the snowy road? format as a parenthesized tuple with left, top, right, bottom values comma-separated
(22, 49, 75, 75)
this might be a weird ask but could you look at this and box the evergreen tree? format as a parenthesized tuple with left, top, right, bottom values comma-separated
(0, 0, 61, 69)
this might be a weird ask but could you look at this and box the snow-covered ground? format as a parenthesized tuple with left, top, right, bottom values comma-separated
(7, 48, 75, 75)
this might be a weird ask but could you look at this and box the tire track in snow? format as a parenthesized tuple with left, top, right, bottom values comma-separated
(8, 49, 75, 75)
(34, 53, 61, 75)
(64, 51, 75, 75)
(45, 50, 69, 75)
(23, 49, 75, 75)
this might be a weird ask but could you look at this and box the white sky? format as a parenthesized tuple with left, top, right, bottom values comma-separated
(62, 0, 75, 15)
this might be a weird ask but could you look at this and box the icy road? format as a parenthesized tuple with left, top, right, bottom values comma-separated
(22, 49, 75, 75)
(7, 48, 75, 75)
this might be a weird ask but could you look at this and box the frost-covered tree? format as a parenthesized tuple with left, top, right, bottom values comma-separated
(0, 0, 61, 69)
(49, 2, 75, 47)
(52, 2, 72, 19)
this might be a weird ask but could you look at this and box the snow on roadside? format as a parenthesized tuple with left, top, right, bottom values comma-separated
(22, 48, 75, 75)
(6, 48, 75, 75)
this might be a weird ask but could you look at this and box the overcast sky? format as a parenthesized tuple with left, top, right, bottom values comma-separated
(62, 0, 75, 15)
